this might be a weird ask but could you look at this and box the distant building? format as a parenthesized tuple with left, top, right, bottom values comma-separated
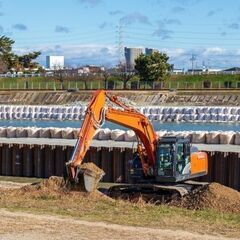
(172, 68, 185, 74)
(145, 48, 159, 55)
(207, 68, 222, 73)
(187, 68, 203, 73)
(86, 65, 105, 74)
(187, 68, 222, 74)
(46, 56, 64, 70)
(124, 47, 143, 71)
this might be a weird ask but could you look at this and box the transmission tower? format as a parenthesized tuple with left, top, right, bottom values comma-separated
(190, 54, 197, 72)
(116, 23, 124, 69)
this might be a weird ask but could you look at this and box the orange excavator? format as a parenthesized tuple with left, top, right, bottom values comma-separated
(66, 90, 208, 199)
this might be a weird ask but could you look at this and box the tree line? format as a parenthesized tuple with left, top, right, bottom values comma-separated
(0, 35, 41, 73)
(0, 35, 172, 88)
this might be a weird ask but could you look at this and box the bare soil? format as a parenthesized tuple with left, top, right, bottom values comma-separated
(6, 177, 240, 214)
(170, 183, 240, 213)
(8, 176, 112, 203)
(0, 181, 28, 189)
(0, 178, 239, 239)
(0, 209, 236, 240)
(80, 162, 105, 179)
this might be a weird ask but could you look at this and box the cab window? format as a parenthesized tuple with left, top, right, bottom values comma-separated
(176, 143, 190, 174)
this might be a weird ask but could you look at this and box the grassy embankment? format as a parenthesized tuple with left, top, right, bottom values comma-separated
(0, 74, 240, 90)
(0, 176, 239, 238)
(169, 74, 240, 89)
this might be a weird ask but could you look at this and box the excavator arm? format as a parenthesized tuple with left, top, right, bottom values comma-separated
(66, 90, 158, 181)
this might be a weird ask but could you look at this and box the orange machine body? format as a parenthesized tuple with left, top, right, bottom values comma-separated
(190, 152, 208, 175)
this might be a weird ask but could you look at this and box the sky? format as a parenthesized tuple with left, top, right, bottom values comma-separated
(1, 0, 240, 69)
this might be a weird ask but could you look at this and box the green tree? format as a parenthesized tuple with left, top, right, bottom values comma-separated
(0, 36, 15, 72)
(135, 52, 171, 86)
(18, 51, 41, 69)
(0, 35, 41, 72)
(0, 57, 8, 73)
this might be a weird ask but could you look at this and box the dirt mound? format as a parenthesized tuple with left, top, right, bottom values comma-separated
(80, 162, 105, 180)
(13, 176, 113, 202)
(171, 182, 240, 213)
(19, 176, 67, 193)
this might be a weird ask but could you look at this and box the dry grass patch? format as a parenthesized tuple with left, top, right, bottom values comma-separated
(0, 177, 239, 238)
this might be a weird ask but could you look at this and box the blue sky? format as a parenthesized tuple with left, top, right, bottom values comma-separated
(1, 0, 240, 69)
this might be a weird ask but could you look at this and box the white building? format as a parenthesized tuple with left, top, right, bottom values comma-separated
(172, 68, 185, 74)
(207, 68, 222, 73)
(46, 56, 64, 70)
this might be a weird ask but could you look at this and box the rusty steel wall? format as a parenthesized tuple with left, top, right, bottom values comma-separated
(0, 144, 239, 191)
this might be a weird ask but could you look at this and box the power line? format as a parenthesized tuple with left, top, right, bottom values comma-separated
(124, 36, 240, 47)
(14, 31, 115, 42)
(125, 26, 240, 36)
(123, 31, 240, 41)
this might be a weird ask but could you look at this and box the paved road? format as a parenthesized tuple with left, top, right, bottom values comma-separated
(0, 138, 239, 153)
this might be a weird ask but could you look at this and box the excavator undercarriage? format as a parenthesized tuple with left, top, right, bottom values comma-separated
(108, 181, 209, 203)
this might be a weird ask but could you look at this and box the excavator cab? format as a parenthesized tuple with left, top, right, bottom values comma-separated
(156, 136, 192, 182)
(129, 136, 208, 184)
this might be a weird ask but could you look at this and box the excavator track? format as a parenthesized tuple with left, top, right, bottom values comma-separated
(108, 181, 209, 203)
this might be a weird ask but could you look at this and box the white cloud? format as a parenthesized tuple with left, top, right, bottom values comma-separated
(120, 12, 151, 25)
(162, 48, 186, 58)
(13, 44, 240, 69)
(78, 0, 102, 6)
(234, 49, 240, 55)
(13, 43, 118, 67)
(202, 47, 226, 56)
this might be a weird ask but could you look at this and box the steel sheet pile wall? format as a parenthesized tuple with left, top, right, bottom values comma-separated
(198, 151, 240, 190)
(0, 144, 239, 190)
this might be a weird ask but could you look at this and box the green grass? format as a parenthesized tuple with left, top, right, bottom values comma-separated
(0, 76, 126, 90)
(0, 76, 106, 90)
(167, 74, 240, 89)
(0, 74, 240, 90)
(0, 176, 42, 184)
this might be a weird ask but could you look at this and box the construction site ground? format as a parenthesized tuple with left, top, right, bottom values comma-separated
(0, 177, 239, 240)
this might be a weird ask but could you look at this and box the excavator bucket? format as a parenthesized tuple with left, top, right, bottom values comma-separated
(78, 167, 104, 192)
(69, 163, 105, 192)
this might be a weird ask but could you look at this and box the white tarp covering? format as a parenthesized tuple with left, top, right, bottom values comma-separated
(206, 131, 220, 144)
(98, 128, 111, 140)
(191, 131, 206, 143)
(0, 127, 239, 145)
(0, 105, 239, 123)
(124, 130, 137, 142)
(110, 129, 125, 141)
(219, 131, 235, 144)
